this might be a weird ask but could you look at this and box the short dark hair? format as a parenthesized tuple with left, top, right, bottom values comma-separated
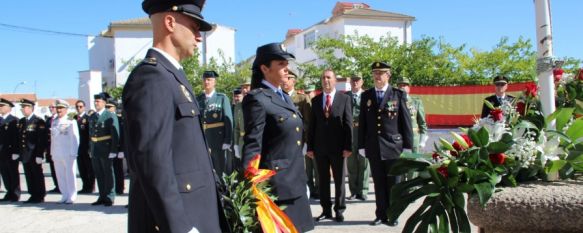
(75, 100, 86, 106)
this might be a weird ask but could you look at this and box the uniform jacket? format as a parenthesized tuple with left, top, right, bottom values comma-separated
(17, 115, 48, 163)
(242, 83, 307, 200)
(358, 87, 413, 160)
(289, 90, 312, 144)
(346, 91, 363, 152)
(50, 116, 79, 159)
(480, 94, 515, 118)
(74, 113, 90, 156)
(233, 103, 244, 147)
(406, 96, 428, 149)
(0, 114, 19, 157)
(307, 91, 352, 156)
(196, 92, 233, 147)
(88, 110, 119, 157)
(123, 49, 227, 233)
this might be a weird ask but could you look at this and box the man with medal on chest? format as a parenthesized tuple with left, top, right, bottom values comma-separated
(358, 62, 413, 227)
(196, 70, 234, 176)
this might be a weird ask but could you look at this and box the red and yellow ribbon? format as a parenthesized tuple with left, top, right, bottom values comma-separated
(245, 154, 298, 233)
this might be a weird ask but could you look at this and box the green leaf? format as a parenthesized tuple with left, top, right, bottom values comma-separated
(473, 182, 495, 206)
(545, 159, 568, 173)
(487, 142, 511, 154)
(566, 117, 583, 141)
(440, 138, 455, 151)
(401, 197, 433, 233)
(388, 158, 432, 175)
(477, 127, 490, 146)
(454, 205, 472, 233)
(468, 129, 482, 147)
(483, 99, 495, 110)
(451, 132, 469, 149)
(500, 133, 513, 143)
(549, 108, 574, 131)
(438, 212, 450, 233)
(456, 183, 474, 193)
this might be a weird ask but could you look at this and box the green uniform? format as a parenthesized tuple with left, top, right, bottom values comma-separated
(89, 110, 119, 203)
(346, 90, 370, 198)
(406, 96, 427, 153)
(289, 90, 319, 198)
(197, 92, 233, 176)
(232, 102, 244, 169)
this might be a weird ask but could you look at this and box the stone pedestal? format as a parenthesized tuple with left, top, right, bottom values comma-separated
(467, 179, 583, 233)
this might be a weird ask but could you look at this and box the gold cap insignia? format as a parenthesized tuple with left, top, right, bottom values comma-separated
(280, 43, 287, 52)
(376, 62, 380, 67)
(172, 6, 178, 11)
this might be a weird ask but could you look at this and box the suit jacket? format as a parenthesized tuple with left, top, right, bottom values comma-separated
(88, 110, 119, 157)
(307, 91, 352, 156)
(123, 49, 227, 233)
(17, 115, 48, 163)
(358, 87, 413, 160)
(0, 114, 19, 157)
(242, 83, 307, 200)
(480, 94, 515, 118)
(74, 113, 90, 156)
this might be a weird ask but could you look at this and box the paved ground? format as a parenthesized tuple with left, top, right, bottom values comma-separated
(0, 129, 477, 233)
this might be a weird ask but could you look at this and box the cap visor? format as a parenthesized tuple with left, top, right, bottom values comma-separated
(182, 12, 213, 32)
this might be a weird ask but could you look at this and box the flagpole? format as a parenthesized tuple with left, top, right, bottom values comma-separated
(534, 0, 556, 124)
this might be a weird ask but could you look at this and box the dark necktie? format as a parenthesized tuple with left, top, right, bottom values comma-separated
(325, 94, 332, 118)
(377, 90, 384, 104)
(277, 90, 287, 103)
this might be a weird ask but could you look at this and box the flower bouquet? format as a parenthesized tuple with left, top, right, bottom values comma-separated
(387, 84, 583, 233)
(556, 68, 583, 116)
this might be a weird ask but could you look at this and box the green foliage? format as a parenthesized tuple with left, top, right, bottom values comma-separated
(305, 34, 581, 88)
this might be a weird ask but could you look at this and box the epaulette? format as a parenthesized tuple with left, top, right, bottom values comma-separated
(141, 57, 158, 66)
(248, 88, 263, 96)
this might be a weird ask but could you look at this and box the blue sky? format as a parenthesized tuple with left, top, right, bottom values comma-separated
(0, 0, 580, 99)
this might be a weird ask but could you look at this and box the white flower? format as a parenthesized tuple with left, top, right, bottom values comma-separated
(506, 132, 538, 168)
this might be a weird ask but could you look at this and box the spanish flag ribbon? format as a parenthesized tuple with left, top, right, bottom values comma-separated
(245, 154, 298, 233)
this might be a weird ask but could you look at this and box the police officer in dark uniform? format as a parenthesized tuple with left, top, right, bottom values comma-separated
(106, 99, 126, 195)
(45, 105, 60, 193)
(74, 100, 95, 193)
(123, 0, 229, 232)
(17, 98, 48, 203)
(242, 42, 315, 232)
(89, 92, 119, 206)
(358, 62, 413, 226)
(480, 75, 515, 118)
(197, 70, 234, 176)
(0, 98, 21, 202)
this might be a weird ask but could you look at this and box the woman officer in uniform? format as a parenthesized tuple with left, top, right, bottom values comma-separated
(242, 43, 314, 232)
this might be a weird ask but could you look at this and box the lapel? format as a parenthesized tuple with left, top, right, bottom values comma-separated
(331, 92, 342, 115)
(314, 93, 324, 118)
(147, 49, 199, 108)
(261, 83, 297, 113)
(379, 87, 393, 109)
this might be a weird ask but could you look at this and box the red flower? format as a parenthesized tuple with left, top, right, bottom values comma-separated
(449, 150, 459, 157)
(489, 108, 504, 122)
(452, 134, 473, 151)
(437, 166, 448, 179)
(553, 68, 564, 83)
(524, 83, 538, 98)
(489, 153, 506, 165)
(516, 101, 526, 116)
(432, 152, 441, 161)
(578, 68, 583, 81)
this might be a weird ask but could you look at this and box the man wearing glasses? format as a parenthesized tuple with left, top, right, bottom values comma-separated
(45, 104, 60, 193)
(480, 75, 515, 118)
(74, 100, 94, 193)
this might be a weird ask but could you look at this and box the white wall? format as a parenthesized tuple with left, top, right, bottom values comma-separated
(343, 18, 410, 44)
(112, 30, 153, 87)
(78, 70, 103, 111)
(88, 36, 115, 88)
(203, 25, 236, 67)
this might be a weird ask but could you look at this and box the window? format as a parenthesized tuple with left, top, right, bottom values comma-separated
(304, 30, 316, 49)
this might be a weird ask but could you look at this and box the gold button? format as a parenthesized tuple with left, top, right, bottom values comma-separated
(377, 131, 381, 134)
(154, 225, 160, 231)
(297, 140, 301, 146)
(279, 117, 284, 122)
(275, 166, 279, 170)
(186, 184, 191, 191)
(378, 109, 381, 113)
(292, 114, 297, 118)
(378, 116, 381, 120)
(377, 124, 381, 127)
(191, 110, 195, 115)
(296, 127, 300, 132)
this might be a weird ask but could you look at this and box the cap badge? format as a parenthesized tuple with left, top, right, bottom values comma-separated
(280, 43, 287, 52)
(180, 85, 192, 102)
(376, 62, 380, 67)
(172, 6, 178, 11)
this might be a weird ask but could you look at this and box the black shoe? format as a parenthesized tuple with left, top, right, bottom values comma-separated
(314, 213, 333, 222)
(370, 218, 388, 226)
(103, 201, 113, 207)
(310, 193, 320, 200)
(356, 194, 367, 201)
(23, 198, 43, 204)
(78, 189, 92, 194)
(0, 198, 10, 202)
(91, 200, 105, 206)
(335, 213, 344, 222)
(48, 188, 60, 194)
(385, 220, 398, 226)
(346, 194, 357, 200)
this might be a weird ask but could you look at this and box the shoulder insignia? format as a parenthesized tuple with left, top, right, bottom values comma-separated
(142, 57, 157, 65)
(248, 88, 263, 96)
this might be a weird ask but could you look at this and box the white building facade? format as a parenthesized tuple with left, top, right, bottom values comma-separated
(83, 17, 235, 104)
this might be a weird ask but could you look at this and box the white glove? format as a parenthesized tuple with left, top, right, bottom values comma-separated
(188, 227, 200, 233)
(358, 149, 365, 157)
(12, 154, 19, 160)
(117, 152, 125, 159)
(419, 134, 429, 148)
(222, 144, 232, 151)
(35, 157, 43, 164)
(233, 145, 241, 158)
(108, 153, 117, 159)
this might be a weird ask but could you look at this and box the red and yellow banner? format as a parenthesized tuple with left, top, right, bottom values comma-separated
(410, 82, 534, 127)
(245, 155, 298, 233)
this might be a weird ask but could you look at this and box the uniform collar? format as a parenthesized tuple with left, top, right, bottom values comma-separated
(351, 89, 363, 95)
(1, 113, 9, 119)
(151, 47, 183, 70)
(261, 80, 283, 94)
(96, 108, 106, 116)
(26, 114, 34, 121)
(375, 84, 389, 93)
(205, 90, 216, 99)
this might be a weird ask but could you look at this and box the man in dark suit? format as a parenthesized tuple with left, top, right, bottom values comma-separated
(307, 69, 353, 222)
(480, 75, 515, 118)
(0, 98, 21, 202)
(74, 100, 95, 193)
(242, 42, 314, 232)
(123, 1, 229, 232)
(358, 62, 413, 226)
(17, 98, 48, 203)
(44, 105, 60, 193)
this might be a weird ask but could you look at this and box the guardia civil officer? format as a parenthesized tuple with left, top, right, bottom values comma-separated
(232, 88, 244, 168)
(196, 70, 234, 176)
(123, 0, 229, 232)
(397, 77, 428, 153)
(17, 98, 48, 203)
(242, 43, 315, 232)
(358, 62, 413, 226)
(0, 98, 20, 202)
(89, 92, 119, 206)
